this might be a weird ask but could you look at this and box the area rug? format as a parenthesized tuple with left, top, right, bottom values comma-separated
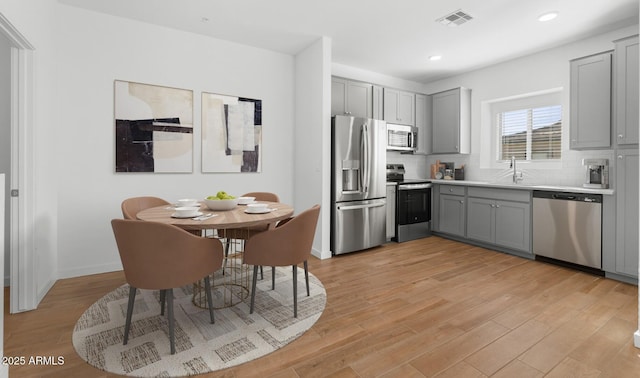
(72, 266, 326, 377)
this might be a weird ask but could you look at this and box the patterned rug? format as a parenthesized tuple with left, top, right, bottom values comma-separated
(72, 266, 326, 377)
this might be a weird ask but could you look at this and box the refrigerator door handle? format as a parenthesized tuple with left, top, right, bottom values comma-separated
(337, 202, 385, 211)
(362, 123, 369, 193)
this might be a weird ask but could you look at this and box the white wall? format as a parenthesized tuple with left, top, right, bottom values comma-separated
(421, 24, 639, 187)
(51, 5, 297, 278)
(1, 29, 10, 286)
(294, 37, 332, 259)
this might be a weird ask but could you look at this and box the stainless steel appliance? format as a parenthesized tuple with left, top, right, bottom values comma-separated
(331, 115, 387, 255)
(386, 163, 432, 242)
(532, 191, 602, 272)
(582, 158, 609, 189)
(386, 124, 417, 152)
(396, 182, 432, 242)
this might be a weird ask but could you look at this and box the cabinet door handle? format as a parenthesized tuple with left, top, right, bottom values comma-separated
(459, 200, 464, 204)
(496, 205, 500, 208)
(618, 155, 623, 160)
(618, 134, 624, 139)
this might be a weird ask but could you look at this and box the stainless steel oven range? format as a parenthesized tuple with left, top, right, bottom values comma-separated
(396, 181, 432, 242)
(387, 164, 432, 242)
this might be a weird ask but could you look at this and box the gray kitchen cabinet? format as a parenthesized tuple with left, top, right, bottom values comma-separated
(431, 87, 471, 154)
(331, 77, 373, 119)
(467, 198, 531, 253)
(438, 184, 466, 237)
(373, 85, 384, 121)
(467, 187, 531, 254)
(614, 35, 639, 146)
(614, 149, 639, 278)
(383, 88, 415, 126)
(569, 51, 612, 149)
(414, 93, 432, 154)
(386, 184, 397, 240)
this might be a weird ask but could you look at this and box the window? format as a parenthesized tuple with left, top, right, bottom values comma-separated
(498, 105, 562, 161)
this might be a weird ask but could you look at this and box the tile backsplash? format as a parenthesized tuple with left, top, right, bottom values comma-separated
(388, 149, 614, 188)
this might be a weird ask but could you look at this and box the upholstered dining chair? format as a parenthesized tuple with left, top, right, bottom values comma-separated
(121, 196, 170, 219)
(243, 204, 320, 318)
(110, 219, 224, 355)
(218, 192, 280, 276)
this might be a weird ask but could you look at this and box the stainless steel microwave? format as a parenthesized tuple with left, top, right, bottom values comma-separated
(387, 124, 417, 151)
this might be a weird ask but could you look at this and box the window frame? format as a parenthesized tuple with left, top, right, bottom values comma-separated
(485, 89, 564, 169)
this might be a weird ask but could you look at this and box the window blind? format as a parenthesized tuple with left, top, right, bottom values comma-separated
(499, 105, 561, 161)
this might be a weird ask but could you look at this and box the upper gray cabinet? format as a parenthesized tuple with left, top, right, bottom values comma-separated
(431, 87, 471, 154)
(383, 88, 415, 126)
(331, 77, 373, 119)
(569, 51, 612, 149)
(414, 93, 431, 154)
(614, 35, 639, 147)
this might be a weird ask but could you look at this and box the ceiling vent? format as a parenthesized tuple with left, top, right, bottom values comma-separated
(436, 9, 474, 27)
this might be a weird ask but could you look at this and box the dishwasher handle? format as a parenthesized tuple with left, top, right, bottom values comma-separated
(552, 193, 577, 200)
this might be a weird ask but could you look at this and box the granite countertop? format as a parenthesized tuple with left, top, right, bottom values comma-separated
(428, 179, 614, 195)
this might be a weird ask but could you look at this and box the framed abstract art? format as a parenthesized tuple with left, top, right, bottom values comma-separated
(201, 92, 262, 173)
(114, 80, 194, 173)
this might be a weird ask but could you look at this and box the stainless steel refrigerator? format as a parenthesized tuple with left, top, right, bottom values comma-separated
(331, 115, 387, 255)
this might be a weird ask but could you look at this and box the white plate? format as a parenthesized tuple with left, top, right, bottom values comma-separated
(171, 211, 203, 218)
(244, 208, 273, 214)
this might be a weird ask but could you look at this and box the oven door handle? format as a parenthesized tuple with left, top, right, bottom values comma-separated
(398, 183, 432, 190)
(337, 202, 385, 211)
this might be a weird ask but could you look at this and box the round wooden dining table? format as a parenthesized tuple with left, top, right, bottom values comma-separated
(136, 201, 294, 309)
(136, 201, 294, 231)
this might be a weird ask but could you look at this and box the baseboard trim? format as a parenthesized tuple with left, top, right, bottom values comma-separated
(57, 262, 123, 280)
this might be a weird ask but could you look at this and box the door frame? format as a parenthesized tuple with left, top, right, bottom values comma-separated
(1, 12, 37, 313)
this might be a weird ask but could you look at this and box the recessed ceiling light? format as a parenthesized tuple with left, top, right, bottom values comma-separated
(429, 55, 442, 61)
(538, 12, 558, 22)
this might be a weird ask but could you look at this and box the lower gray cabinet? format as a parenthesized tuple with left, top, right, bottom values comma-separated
(438, 194, 466, 237)
(467, 198, 531, 253)
(386, 184, 396, 239)
(466, 188, 532, 254)
(614, 149, 639, 278)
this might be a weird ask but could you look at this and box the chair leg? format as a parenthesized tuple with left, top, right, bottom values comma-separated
(167, 288, 176, 355)
(204, 276, 215, 323)
(292, 265, 298, 318)
(272, 266, 276, 290)
(260, 266, 264, 280)
(304, 260, 310, 296)
(123, 286, 136, 345)
(160, 289, 166, 316)
(250, 265, 259, 314)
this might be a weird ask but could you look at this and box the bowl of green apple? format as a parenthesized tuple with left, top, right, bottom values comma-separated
(204, 191, 239, 211)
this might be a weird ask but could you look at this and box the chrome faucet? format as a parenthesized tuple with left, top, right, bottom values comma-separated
(510, 156, 523, 184)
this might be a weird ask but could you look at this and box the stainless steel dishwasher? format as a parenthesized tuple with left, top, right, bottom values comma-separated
(532, 191, 602, 270)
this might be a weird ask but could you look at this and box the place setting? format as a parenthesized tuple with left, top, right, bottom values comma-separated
(244, 203, 274, 214)
(171, 198, 216, 220)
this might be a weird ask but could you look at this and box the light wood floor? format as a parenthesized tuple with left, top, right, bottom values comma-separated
(4, 236, 640, 377)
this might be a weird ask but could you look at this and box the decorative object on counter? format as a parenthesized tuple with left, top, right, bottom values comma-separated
(430, 160, 464, 180)
(201, 92, 262, 173)
(114, 80, 194, 173)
